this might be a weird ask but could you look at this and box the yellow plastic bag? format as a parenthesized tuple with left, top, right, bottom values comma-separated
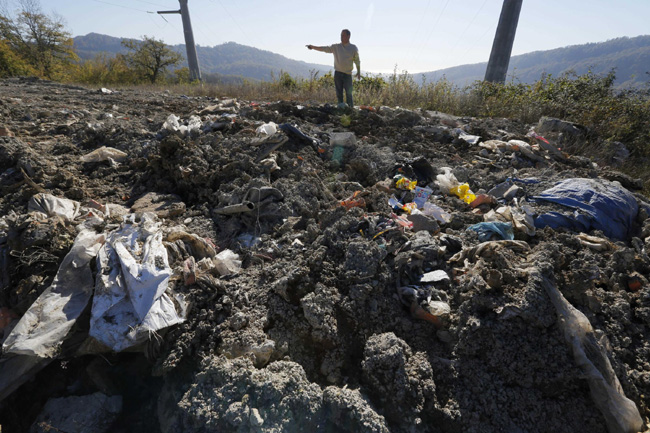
(395, 176, 417, 190)
(450, 183, 476, 204)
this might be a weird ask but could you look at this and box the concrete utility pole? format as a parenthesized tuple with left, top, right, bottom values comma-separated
(158, 0, 202, 82)
(484, 0, 523, 83)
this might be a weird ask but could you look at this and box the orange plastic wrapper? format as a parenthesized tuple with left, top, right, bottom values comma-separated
(401, 202, 418, 214)
(340, 191, 366, 210)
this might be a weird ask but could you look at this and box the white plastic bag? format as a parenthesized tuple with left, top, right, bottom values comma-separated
(162, 114, 181, 133)
(435, 167, 459, 194)
(28, 193, 81, 222)
(256, 122, 277, 136)
(421, 203, 452, 224)
(2, 229, 105, 357)
(89, 213, 186, 352)
(214, 249, 241, 276)
(80, 146, 128, 163)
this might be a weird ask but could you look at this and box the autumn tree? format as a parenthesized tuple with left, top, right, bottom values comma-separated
(0, 0, 77, 78)
(121, 36, 183, 84)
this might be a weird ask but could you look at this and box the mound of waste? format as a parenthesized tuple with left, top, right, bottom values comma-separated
(1, 77, 649, 433)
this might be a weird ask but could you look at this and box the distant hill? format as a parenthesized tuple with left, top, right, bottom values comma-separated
(73, 33, 332, 82)
(74, 33, 650, 89)
(422, 35, 650, 89)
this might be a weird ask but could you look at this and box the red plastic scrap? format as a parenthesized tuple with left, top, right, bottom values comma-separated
(390, 213, 413, 229)
(340, 191, 366, 210)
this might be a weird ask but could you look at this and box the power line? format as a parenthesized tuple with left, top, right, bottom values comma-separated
(460, 20, 498, 60)
(90, 0, 154, 14)
(414, 0, 451, 68)
(209, 0, 259, 47)
(440, 0, 491, 68)
(132, 0, 175, 7)
(451, 0, 491, 51)
(192, 10, 222, 47)
(407, 0, 433, 67)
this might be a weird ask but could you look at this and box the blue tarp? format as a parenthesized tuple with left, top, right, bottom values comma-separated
(532, 178, 638, 241)
(468, 222, 515, 242)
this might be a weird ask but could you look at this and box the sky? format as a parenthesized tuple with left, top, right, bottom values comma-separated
(9, 0, 650, 74)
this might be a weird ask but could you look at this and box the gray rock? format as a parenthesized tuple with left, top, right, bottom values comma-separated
(30, 392, 122, 433)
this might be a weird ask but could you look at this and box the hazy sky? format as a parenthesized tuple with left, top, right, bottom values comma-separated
(13, 0, 650, 74)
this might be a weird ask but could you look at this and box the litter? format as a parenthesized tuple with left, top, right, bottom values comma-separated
(256, 122, 278, 136)
(536, 272, 643, 433)
(454, 128, 481, 145)
(214, 249, 242, 276)
(449, 183, 476, 205)
(394, 175, 417, 190)
(3, 229, 105, 357)
(484, 204, 536, 236)
(413, 186, 433, 208)
(420, 270, 449, 283)
(421, 203, 452, 224)
(89, 213, 187, 352)
(80, 146, 128, 163)
(28, 193, 81, 222)
(532, 178, 639, 241)
(467, 221, 515, 242)
(340, 191, 366, 210)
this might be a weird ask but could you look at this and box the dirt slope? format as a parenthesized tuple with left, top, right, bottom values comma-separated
(1, 77, 649, 433)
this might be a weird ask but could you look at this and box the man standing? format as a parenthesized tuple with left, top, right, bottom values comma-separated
(307, 29, 361, 107)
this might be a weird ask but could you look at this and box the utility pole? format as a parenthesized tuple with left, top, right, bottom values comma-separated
(158, 0, 202, 82)
(484, 0, 523, 83)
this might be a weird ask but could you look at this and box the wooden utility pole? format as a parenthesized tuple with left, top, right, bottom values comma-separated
(158, 0, 202, 82)
(484, 0, 523, 83)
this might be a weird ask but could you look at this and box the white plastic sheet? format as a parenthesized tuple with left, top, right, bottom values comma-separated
(214, 249, 241, 276)
(256, 122, 277, 136)
(162, 114, 181, 133)
(28, 193, 80, 222)
(80, 146, 128, 163)
(539, 272, 643, 433)
(89, 213, 187, 352)
(2, 229, 105, 357)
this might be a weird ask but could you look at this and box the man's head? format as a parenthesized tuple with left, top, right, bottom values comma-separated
(340, 29, 351, 44)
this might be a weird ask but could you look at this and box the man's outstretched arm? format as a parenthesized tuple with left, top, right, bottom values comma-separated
(306, 45, 329, 52)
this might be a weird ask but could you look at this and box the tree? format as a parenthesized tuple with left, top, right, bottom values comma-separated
(0, 38, 35, 77)
(0, 0, 77, 78)
(121, 36, 183, 84)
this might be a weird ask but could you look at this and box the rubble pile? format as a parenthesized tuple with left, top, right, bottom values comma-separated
(1, 76, 650, 433)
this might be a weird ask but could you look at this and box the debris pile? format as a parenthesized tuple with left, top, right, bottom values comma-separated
(1, 77, 649, 432)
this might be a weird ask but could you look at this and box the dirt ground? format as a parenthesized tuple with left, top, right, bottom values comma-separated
(1, 77, 650, 433)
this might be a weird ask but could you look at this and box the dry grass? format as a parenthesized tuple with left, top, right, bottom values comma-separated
(85, 69, 650, 191)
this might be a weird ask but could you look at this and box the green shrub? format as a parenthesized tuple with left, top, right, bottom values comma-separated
(0, 39, 36, 77)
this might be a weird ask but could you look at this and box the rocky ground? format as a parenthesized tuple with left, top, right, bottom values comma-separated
(1, 76, 650, 433)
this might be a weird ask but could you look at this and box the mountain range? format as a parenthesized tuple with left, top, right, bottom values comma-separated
(73, 33, 650, 88)
(422, 35, 650, 88)
(73, 33, 332, 83)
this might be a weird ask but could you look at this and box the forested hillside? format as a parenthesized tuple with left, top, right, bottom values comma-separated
(422, 35, 650, 88)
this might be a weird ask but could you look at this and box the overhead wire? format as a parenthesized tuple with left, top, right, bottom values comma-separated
(208, 0, 260, 48)
(413, 0, 451, 69)
(90, 0, 154, 14)
(191, 7, 223, 47)
(132, 0, 176, 7)
(407, 0, 433, 68)
(460, 21, 498, 59)
(439, 0, 491, 69)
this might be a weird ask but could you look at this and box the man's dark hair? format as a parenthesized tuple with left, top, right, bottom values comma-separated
(342, 29, 351, 37)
